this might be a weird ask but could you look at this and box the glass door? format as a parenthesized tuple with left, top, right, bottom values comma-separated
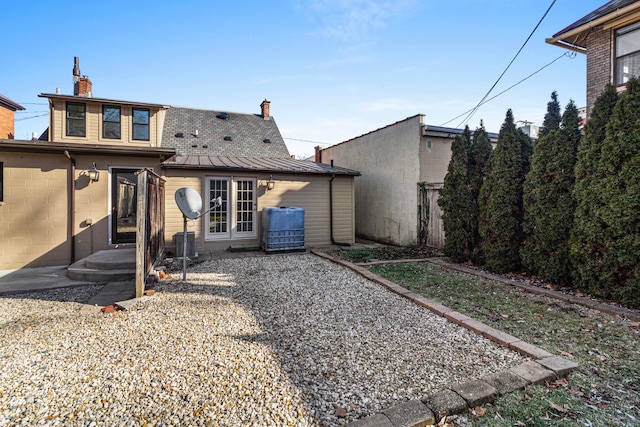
(111, 168, 138, 244)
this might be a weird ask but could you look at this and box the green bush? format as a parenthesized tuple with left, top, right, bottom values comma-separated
(521, 94, 581, 285)
(479, 110, 531, 273)
(570, 84, 618, 296)
(438, 126, 474, 262)
(580, 78, 640, 307)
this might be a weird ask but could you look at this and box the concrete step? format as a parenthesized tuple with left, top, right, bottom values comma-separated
(67, 249, 136, 282)
(84, 248, 136, 270)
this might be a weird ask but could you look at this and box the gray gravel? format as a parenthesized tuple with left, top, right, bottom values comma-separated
(0, 253, 529, 426)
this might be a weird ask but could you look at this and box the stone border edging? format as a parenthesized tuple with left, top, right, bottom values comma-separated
(310, 250, 579, 427)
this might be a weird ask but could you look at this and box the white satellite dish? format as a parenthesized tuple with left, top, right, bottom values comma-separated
(175, 187, 202, 220)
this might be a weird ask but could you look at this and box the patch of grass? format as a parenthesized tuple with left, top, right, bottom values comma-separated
(369, 262, 640, 427)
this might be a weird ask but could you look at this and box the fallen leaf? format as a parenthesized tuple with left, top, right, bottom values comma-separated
(501, 314, 510, 319)
(559, 350, 575, 359)
(549, 401, 568, 413)
(546, 284, 555, 290)
(474, 406, 486, 416)
(334, 406, 347, 418)
(596, 354, 606, 362)
(549, 378, 569, 388)
(629, 321, 640, 328)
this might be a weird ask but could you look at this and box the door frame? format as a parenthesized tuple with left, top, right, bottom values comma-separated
(204, 176, 257, 241)
(109, 166, 145, 245)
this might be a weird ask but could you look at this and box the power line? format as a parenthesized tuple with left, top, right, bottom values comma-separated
(284, 137, 332, 146)
(457, 0, 557, 128)
(15, 113, 48, 121)
(440, 51, 575, 127)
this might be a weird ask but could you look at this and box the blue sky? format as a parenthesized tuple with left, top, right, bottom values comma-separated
(4, 0, 603, 158)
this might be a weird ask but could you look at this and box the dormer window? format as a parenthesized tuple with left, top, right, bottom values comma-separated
(103, 106, 121, 139)
(616, 22, 640, 85)
(66, 102, 86, 137)
(132, 108, 150, 141)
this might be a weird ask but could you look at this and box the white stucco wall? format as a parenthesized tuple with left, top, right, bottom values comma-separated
(321, 115, 423, 246)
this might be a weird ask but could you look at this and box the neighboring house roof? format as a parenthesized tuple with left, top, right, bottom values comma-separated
(163, 155, 360, 176)
(423, 124, 499, 142)
(0, 94, 25, 111)
(0, 139, 175, 159)
(161, 107, 290, 158)
(547, 0, 640, 51)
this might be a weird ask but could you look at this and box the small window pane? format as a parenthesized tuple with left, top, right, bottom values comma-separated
(103, 106, 121, 139)
(132, 109, 150, 140)
(66, 102, 86, 137)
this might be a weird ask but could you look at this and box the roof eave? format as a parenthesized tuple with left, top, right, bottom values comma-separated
(38, 93, 170, 109)
(547, 1, 640, 52)
(0, 139, 175, 159)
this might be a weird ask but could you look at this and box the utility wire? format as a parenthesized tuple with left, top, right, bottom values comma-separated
(284, 137, 332, 146)
(15, 113, 48, 121)
(440, 51, 574, 127)
(457, 0, 557, 128)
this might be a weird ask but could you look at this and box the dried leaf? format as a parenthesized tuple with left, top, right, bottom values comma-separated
(549, 378, 569, 388)
(629, 321, 640, 328)
(548, 401, 568, 413)
(474, 406, 486, 416)
(334, 406, 347, 418)
(559, 350, 575, 359)
(501, 314, 510, 319)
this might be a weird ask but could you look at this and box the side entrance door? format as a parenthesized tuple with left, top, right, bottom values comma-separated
(111, 168, 139, 244)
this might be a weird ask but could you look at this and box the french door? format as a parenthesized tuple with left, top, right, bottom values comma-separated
(205, 177, 257, 240)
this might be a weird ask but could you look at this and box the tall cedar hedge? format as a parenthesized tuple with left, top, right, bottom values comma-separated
(570, 84, 619, 296)
(521, 94, 581, 285)
(438, 126, 474, 262)
(468, 124, 493, 263)
(578, 78, 640, 307)
(479, 110, 531, 273)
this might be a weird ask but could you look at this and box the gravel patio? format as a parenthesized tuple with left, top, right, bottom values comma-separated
(0, 253, 530, 426)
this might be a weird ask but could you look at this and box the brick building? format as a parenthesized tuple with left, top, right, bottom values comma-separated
(0, 94, 25, 139)
(547, 0, 640, 118)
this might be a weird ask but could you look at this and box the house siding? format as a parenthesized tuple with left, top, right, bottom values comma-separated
(163, 171, 355, 255)
(586, 26, 613, 118)
(49, 99, 165, 147)
(0, 151, 164, 270)
(321, 116, 422, 246)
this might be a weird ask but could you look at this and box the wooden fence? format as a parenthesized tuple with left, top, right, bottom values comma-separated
(418, 182, 445, 249)
(135, 169, 166, 298)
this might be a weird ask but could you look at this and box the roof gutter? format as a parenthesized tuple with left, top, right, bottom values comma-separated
(546, 2, 640, 51)
(63, 150, 76, 265)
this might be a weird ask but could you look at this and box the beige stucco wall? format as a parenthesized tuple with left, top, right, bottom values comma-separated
(0, 152, 69, 268)
(321, 116, 424, 246)
(0, 151, 164, 269)
(49, 98, 165, 147)
(418, 134, 453, 184)
(163, 170, 355, 255)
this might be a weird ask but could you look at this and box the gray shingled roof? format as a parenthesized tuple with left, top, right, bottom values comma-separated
(552, 0, 637, 38)
(163, 155, 360, 176)
(162, 107, 291, 158)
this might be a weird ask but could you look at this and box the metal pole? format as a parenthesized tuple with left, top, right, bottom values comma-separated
(182, 214, 188, 282)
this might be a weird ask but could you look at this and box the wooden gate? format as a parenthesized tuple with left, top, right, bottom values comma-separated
(135, 169, 165, 298)
(418, 182, 444, 249)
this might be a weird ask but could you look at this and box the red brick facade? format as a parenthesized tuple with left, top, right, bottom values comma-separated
(0, 106, 16, 139)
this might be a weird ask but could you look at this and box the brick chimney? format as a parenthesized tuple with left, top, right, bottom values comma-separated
(73, 57, 92, 97)
(260, 99, 270, 119)
(315, 145, 322, 163)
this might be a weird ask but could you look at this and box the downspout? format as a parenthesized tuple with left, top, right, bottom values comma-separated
(63, 150, 76, 264)
(329, 162, 351, 247)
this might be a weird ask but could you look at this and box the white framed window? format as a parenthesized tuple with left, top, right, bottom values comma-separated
(205, 177, 257, 240)
(616, 22, 640, 85)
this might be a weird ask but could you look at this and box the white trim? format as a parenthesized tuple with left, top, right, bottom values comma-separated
(204, 176, 257, 241)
